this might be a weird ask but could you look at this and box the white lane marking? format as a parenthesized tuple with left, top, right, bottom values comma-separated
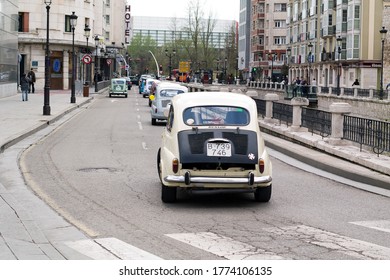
(166, 232, 283, 260)
(137, 115, 141, 120)
(350, 220, 390, 234)
(65, 238, 162, 260)
(138, 121, 143, 130)
(142, 142, 148, 150)
(95, 238, 162, 260)
(263, 225, 390, 260)
(111, 100, 118, 103)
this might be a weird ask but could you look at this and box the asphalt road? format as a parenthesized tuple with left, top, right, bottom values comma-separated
(21, 88, 390, 260)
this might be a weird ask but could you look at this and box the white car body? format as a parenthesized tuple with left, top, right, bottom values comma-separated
(150, 82, 188, 125)
(157, 91, 273, 203)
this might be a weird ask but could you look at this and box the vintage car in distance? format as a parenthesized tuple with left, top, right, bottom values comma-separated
(157, 91, 273, 203)
(150, 82, 188, 125)
(109, 78, 128, 98)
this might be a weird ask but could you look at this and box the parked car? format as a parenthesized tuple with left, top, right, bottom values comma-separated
(150, 82, 188, 125)
(109, 78, 128, 98)
(157, 91, 273, 203)
(124, 76, 132, 90)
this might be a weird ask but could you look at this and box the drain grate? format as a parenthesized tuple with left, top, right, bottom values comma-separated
(77, 167, 120, 173)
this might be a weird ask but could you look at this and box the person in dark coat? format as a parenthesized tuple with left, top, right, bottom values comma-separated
(20, 73, 30, 101)
(27, 68, 36, 93)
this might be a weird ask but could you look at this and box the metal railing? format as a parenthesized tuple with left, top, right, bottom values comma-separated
(254, 98, 266, 118)
(343, 115, 390, 156)
(301, 107, 331, 138)
(272, 102, 293, 126)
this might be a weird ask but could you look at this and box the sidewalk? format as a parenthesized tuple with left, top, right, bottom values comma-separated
(0, 88, 389, 259)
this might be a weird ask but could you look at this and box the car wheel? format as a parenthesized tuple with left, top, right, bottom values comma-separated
(151, 118, 157, 125)
(254, 184, 272, 202)
(109, 93, 112, 97)
(162, 184, 177, 203)
(125, 94, 128, 98)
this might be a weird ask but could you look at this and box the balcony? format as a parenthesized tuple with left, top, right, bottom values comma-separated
(321, 26, 335, 38)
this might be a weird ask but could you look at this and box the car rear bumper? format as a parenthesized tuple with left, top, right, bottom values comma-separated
(164, 171, 272, 186)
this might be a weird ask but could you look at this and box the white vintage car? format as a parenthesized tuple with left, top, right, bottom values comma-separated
(150, 82, 188, 125)
(157, 91, 273, 203)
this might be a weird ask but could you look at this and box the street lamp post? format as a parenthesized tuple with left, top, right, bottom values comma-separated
(70, 11, 77, 104)
(269, 52, 275, 82)
(336, 36, 342, 96)
(43, 0, 52, 115)
(380, 26, 388, 100)
(84, 24, 90, 85)
(165, 49, 176, 80)
(94, 35, 99, 93)
(224, 57, 227, 83)
(307, 42, 313, 84)
(286, 47, 291, 95)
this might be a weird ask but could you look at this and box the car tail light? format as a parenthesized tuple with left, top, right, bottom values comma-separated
(259, 158, 265, 173)
(172, 158, 179, 173)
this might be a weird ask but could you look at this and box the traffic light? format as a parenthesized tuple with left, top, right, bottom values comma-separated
(252, 67, 257, 73)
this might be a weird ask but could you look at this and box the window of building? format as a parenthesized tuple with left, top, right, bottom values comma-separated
(105, 15, 110, 25)
(106, 0, 110, 7)
(274, 36, 286, 45)
(275, 3, 287, 12)
(18, 12, 29, 32)
(65, 15, 71, 32)
(274, 20, 285, 28)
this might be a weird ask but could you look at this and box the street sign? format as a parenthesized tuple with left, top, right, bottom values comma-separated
(179, 61, 190, 73)
(82, 54, 92, 64)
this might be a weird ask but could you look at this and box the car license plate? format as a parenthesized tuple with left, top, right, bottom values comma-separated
(207, 143, 231, 157)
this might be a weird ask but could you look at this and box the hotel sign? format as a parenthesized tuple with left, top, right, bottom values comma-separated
(124, 5, 131, 44)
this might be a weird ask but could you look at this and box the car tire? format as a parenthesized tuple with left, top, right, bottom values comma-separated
(109, 93, 112, 97)
(162, 184, 177, 203)
(151, 118, 157, 125)
(125, 94, 128, 98)
(254, 184, 272, 202)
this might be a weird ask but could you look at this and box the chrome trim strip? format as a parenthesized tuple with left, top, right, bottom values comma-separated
(164, 175, 272, 184)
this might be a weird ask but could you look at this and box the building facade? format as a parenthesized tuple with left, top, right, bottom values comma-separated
(17, 0, 126, 95)
(131, 16, 237, 49)
(287, 0, 384, 89)
(0, 0, 19, 98)
(248, 0, 289, 82)
(238, 0, 251, 80)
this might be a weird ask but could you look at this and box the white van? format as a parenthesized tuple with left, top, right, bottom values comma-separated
(150, 82, 188, 125)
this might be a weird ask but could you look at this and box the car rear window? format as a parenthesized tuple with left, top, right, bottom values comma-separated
(183, 106, 249, 126)
(112, 80, 125, 85)
(159, 89, 185, 97)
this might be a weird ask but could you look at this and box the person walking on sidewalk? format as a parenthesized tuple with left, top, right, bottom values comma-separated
(27, 68, 36, 93)
(20, 73, 30, 101)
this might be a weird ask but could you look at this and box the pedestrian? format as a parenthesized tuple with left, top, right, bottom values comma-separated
(20, 73, 30, 101)
(352, 79, 359, 86)
(27, 68, 36, 93)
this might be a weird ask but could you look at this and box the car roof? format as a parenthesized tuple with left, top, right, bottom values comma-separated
(172, 91, 256, 110)
(157, 82, 188, 90)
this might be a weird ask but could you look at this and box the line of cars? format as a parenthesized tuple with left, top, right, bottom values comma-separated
(133, 75, 274, 204)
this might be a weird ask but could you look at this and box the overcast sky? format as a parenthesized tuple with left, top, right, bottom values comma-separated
(127, 0, 239, 21)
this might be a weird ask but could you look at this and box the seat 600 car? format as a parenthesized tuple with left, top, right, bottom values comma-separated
(157, 91, 273, 203)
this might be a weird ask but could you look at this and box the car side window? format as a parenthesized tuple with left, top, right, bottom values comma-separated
(166, 105, 174, 132)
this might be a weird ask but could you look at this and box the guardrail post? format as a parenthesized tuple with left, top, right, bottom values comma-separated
(328, 102, 352, 143)
(290, 97, 310, 132)
(264, 93, 279, 123)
